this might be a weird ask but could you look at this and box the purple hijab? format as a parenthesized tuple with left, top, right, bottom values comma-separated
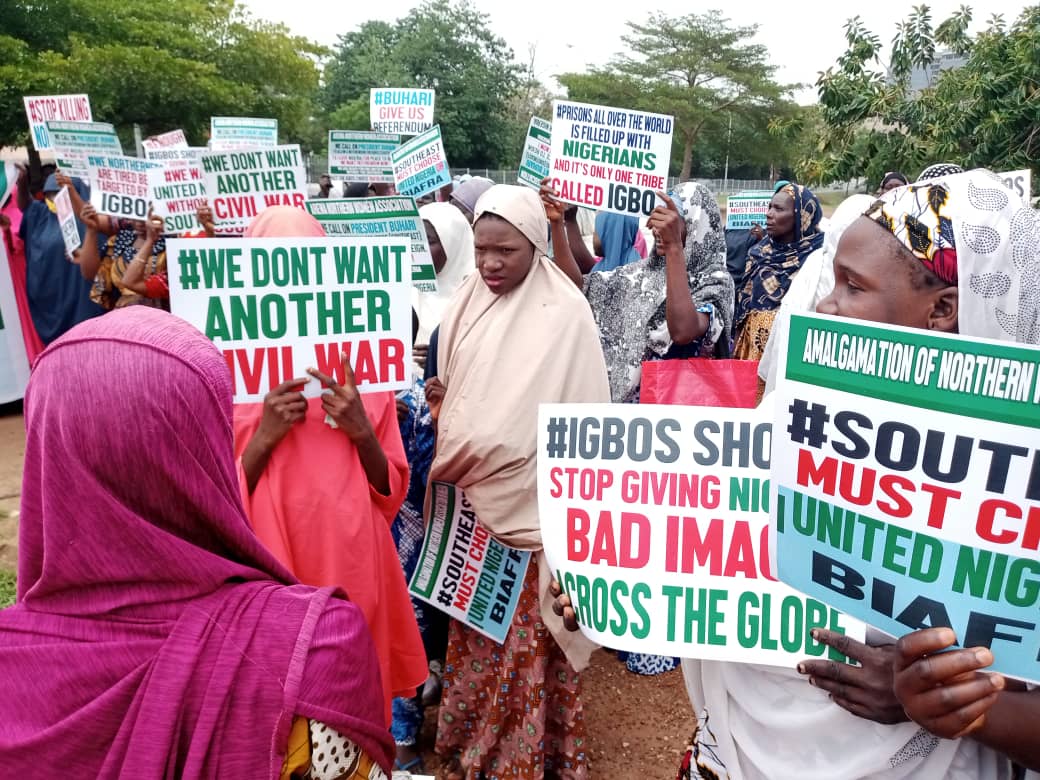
(0, 307, 393, 777)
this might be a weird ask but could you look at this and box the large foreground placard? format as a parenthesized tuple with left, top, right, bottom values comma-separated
(772, 312, 1040, 682)
(538, 402, 865, 665)
(166, 236, 412, 403)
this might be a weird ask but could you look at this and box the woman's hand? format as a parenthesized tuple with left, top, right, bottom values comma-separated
(255, 377, 310, 448)
(893, 627, 1005, 739)
(647, 191, 684, 255)
(308, 356, 373, 444)
(797, 629, 908, 724)
(54, 170, 74, 191)
(549, 579, 580, 631)
(145, 211, 164, 244)
(425, 377, 446, 422)
(413, 343, 429, 371)
(539, 178, 567, 225)
(196, 200, 215, 237)
(79, 202, 103, 232)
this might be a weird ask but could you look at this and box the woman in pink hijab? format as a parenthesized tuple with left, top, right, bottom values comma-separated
(0, 306, 393, 778)
(234, 207, 428, 724)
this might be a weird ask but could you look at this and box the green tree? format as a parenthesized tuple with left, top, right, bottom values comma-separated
(322, 0, 522, 168)
(0, 0, 325, 150)
(806, 4, 1040, 191)
(560, 12, 789, 179)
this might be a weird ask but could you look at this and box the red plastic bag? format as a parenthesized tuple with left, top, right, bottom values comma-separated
(640, 359, 760, 408)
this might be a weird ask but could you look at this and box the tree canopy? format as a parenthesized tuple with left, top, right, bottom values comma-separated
(0, 0, 324, 150)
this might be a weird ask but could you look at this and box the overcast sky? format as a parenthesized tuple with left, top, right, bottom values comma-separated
(240, 0, 1032, 103)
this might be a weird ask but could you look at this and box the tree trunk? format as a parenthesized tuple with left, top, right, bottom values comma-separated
(680, 132, 695, 180)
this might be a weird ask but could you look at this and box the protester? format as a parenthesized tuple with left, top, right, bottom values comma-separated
(121, 203, 216, 301)
(0, 163, 44, 361)
(732, 182, 824, 362)
(0, 306, 393, 777)
(449, 176, 494, 224)
(344, 182, 369, 198)
(918, 162, 965, 180)
(725, 222, 764, 288)
(592, 210, 643, 270)
(542, 180, 734, 404)
(389, 310, 438, 774)
(78, 206, 167, 310)
(878, 170, 909, 193)
(316, 173, 333, 198)
(426, 185, 609, 779)
(17, 171, 103, 344)
(413, 202, 474, 370)
(233, 206, 427, 721)
(554, 168, 1035, 779)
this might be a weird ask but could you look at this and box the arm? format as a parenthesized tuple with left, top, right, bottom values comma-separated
(75, 203, 104, 278)
(564, 207, 597, 273)
(15, 166, 30, 212)
(242, 379, 310, 494)
(122, 213, 163, 295)
(539, 180, 583, 289)
(55, 171, 114, 234)
(651, 193, 709, 345)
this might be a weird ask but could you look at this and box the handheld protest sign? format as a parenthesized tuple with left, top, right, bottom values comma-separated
(148, 165, 206, 235)
(391, 126, 451, 200)
(24, 94, 91, 151)
(54, 187, 81, 257)
(142, 129, 188, 154)
(87, 155, 160, 221)
(199, 144, 307, 236)
(517, 117, 551, 190)
(370, 88, 435, 135)
(209, 117, 278, 151)
(726, 192, 772, 230)
(549, 99, 674, 217)
(329, 131, 399, 184)
(144, 146, 204, 168)
(47, 121, 122, 180)
(166, 236, 412, 404)
(772, 312, 1040, 683)
(537, 402, 866, 665)
(409, 482, 531, 643)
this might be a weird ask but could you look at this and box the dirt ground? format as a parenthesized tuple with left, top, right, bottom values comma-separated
(0, 405, 692, 779)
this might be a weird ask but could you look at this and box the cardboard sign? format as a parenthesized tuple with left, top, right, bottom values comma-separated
(148, 165, 207, 235)
(142, 129, 188, 153)
(772, 312, 1040, 683)
(54, 186, 81, 257)
(306, 197, 437, 292)
(24, 94, 92, 151)
(199, 145, 307, 235)
(370, 88, 435, 135)
(549, 99, 674, 217)
(166, 236, 412, 403)
(410, 482, 531, 644)
(538, 402, 865, 664)
(998, 169, 1033, 202)
(517, 117, 551, 190)
(726, 192, 772, 230)
(209, 117, 278, 151)
(47, 121, 122, 179)
(87, 154, 160, 221)
(391, 126, 451, 200)
(328, 131, 400, 184)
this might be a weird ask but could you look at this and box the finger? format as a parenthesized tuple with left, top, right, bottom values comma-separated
(270, 377, 311, 397)
(654, 190, 676, 211)
(811, 628, 869, 663)
(930, 691, 1003, 739)
(828, 695, 882, 722)
(808, 673, 870, 707)
(549, 578, 562, 598)
(896, 647, 993, 694)
(910, 673, 1004, 718)
(552, 594, 572, 618)
(894, 627, 958, 672)
(563, 606, 579, 632)
(798, 657, 864, 689)
(307, 366, 338, 389)
(340, 350, 357, 390)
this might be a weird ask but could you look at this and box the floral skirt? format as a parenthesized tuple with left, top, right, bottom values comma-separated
(435, 564, 588, 779)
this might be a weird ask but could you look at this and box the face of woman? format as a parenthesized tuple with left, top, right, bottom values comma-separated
(816, 217, 958, 331)
(473, 215, 534, 296)
(880, 177, 905, 194)
(765, 192, 796, 244)
(424, 219, 448, 274)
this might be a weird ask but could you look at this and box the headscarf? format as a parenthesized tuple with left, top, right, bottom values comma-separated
(344, 182, 371, 198)
(414, 202, 474, 344)
(20, 173, 102, 344)
(880, 171, 909, 189)
(867, 168, 1039, 344)
(593, 211, 642, 271)
(734, 183, 824, 328)
(244, 204, 326, 237)
(449, 176, 494, 216)
(0, 307, 393, 776)
(583, 181, 734, 402)
(428, 185, 609, 669)
(918, 163, 964, 181)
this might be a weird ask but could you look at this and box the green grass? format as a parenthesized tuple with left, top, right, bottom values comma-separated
(0, 569, 15, 608)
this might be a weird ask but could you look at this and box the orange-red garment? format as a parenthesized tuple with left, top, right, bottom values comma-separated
(234, 393, 428, 721)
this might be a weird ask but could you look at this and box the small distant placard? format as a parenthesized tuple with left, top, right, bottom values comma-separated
(370, 88, 435, 136)
(726, 192, 772, 230)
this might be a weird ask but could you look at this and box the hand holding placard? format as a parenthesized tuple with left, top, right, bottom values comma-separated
(256, 377, 310, 449)
(647, 191, 683, 253)
(308, 354, 374, 444)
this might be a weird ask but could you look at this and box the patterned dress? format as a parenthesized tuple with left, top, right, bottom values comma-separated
(435, 564, 588, 779)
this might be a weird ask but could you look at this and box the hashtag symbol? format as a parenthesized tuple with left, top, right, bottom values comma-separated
(178, 250, 201, 291)
(787, 399, 830, 449)
(546, 417, 568, 458)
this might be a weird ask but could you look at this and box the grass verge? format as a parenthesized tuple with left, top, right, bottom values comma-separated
(0, 569, 15, 608)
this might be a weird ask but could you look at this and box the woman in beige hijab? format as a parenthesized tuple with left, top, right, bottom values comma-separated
(425, 185, 609, 780)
